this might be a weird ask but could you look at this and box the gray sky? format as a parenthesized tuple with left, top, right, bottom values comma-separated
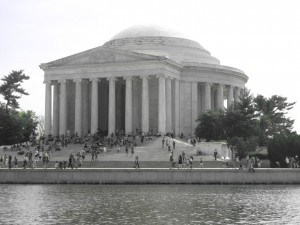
(0, 0, 299, 133)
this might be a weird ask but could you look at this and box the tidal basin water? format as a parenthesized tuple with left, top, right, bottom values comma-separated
(0, 185, 300, 225)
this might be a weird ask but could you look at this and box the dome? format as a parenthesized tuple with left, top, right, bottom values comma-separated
(111, 25, 187, 40)
(104, 25, 220, 66)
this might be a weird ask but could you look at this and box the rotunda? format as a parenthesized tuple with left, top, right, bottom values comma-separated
(40, 25, 248, 137)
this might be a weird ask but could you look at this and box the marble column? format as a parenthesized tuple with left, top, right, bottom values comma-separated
(166, 77, 172, 132)
(125, 77, 133, 134)
(217, 84, 224, 109)
(74, 79, 82, 136)
(82, 80, 89, 136)
(227, 85, 234, 109)
(234, 87, 241, 103)
(90, 78, 99, 134)
(158, 74, 166, 134)
(191, 82, 198, 134)
(204, 82, 212, 111)
(174, 79, 180, 135)
(141, 76, 149, 133)
(59, 79, 67, 135)
(44, 81, 52, 136)
(53, 82, 59, 136)
(108, 77, 116, 136)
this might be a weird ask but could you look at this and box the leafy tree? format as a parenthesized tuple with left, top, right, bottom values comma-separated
(267, 133, 300, 167)
(18, 110, 38, 143)
(0, 70, 37, 145)
(0, 70, 29, 110)
(225, 89, 258, 139)
(0, 104, 37, 145)
(227, 136, 258, 160)
(195, 110, 225, 141)
(254, 95, 295, 145)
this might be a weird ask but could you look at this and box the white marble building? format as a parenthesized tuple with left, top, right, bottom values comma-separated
(40, 25, 248, 137)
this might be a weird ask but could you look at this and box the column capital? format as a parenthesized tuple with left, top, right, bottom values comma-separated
(140, 75, 151, 80)
(73, 78, 82, 83)
(58, 79, 67, 84)
(218, 83, 225, 87)
(107, 77, 117, 82)
(89, 77, 99, 82)
(156, 73, 166, 79)
(43, 80, 52, 84)
(204, 82, 213, 86)
(123, 76, 133, 81)
(81, 79, 90, 84)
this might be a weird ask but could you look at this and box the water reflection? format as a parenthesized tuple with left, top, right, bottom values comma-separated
(0, 185, 299, 224)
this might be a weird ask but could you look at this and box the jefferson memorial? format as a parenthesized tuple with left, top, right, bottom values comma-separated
(40, 25, 248, 137)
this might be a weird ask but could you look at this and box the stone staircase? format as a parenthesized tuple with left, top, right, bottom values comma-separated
(7, 137, 228, 169)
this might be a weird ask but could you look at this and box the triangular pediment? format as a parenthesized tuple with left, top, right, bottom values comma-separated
(40, 46, 165, 70)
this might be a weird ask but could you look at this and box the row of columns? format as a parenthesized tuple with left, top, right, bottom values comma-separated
(204, 83, 240, 111)
(44, 75, 178, 136)
(44, 78, 241, 137)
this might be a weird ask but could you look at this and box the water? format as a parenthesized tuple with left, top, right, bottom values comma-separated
(0, 185, 300, 225)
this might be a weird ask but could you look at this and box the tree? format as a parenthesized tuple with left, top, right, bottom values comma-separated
(0, 104, 38, 145)
(194, 110, 225, 141)
(0, 70, 29, 110)
(227, 136, 258, 160)
(268, 133, 300, 167)
(254, 95, 295, 145)
(18, 110, 38, 143)
(0, 70, 37, 145)
(225, 89, 258, 139)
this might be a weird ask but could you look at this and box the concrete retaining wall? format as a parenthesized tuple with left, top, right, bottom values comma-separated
(0, 168, 299, 184)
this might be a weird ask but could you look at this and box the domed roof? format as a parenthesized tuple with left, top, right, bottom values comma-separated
(111, 25, 187, 40)
(105, 25, 220, 65)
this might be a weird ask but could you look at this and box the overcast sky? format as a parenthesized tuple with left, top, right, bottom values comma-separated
(0, 0, 299, 133)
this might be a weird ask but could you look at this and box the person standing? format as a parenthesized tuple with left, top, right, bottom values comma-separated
(14, 157, 18, 168)
(169, 151, 174, 169)
(173, 140, 176, 150)
(162, 137, 165, 148)
(125, 145, 129, 157)
(214, 149, 218, 161)
(199, 158, 204, 168)
(178, 154, 183, 169)
(0, 155, 3, 168)
(8, 154, 12, 169)
(4, 154, 7, 168)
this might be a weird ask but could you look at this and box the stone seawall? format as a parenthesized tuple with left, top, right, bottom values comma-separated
(0, 168, 299, 184)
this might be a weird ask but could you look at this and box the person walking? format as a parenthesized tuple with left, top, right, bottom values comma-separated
(134, 155, 140, 169)
(173, 140, 176, 150)
(189, 156, 194, 169)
